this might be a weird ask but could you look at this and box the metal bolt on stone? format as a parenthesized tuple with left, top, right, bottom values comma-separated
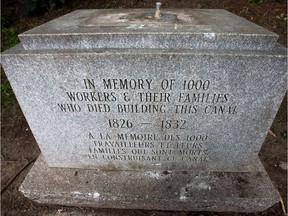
(155, 2, 162, 19)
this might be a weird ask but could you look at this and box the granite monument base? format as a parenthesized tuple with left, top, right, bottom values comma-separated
(20, 155, 279, 212)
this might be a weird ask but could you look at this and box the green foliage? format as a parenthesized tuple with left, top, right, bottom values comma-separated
(1, 27, 19, 51)
(1, 20, 19, 112)
(1, 77, 17, 112)
(247, 0, 262, 3)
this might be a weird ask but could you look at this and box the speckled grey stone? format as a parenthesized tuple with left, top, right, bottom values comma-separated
(2, 44, 286, 171)
(18, 9, 278, 50)
(19, 155, 279, 212)
(1, 9, 287, 212)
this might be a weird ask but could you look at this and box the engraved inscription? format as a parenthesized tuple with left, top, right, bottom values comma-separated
(87, 132, 209, 164)
(56, 76, 238, 166)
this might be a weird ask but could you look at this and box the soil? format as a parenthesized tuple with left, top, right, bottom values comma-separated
(1, 0, 287, 215)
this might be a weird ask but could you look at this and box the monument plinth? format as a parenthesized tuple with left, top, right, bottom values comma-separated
(1, 8, 287, 212)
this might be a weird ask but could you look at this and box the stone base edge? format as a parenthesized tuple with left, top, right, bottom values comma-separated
(19, 155, 279, 212)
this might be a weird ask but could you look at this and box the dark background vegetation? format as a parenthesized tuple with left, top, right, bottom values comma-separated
(1, 0, 287, 215)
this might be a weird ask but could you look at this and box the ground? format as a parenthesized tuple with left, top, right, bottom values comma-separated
(1, 0, 287, 215)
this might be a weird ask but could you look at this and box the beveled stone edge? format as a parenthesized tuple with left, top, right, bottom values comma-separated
(19, 154, 280, 212)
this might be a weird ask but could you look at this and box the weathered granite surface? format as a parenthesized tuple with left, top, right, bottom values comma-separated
(1, 43, 286, 171)
(18, 9, 278, 50)
(19, 154, 279, 212)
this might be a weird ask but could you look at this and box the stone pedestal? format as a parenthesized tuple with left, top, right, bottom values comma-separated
(20, 155, 279, 212)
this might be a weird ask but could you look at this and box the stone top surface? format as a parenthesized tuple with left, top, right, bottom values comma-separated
(18, 9, 278, 50)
